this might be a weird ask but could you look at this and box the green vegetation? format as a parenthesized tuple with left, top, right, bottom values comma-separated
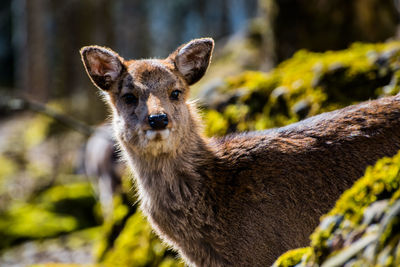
(204, 42, 400, 136)
(93, 171, 183, 267)
(95, 195, 134, 261)
(101, 211, 183, 267)
(0, 182, 98, 249)
(272, 247, 312, 267)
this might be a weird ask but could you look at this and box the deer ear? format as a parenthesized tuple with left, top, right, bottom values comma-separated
(171, 38, 214, 85)
(80, 46, 125, 91)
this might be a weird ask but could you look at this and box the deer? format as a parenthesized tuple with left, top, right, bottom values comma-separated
(84, 124, 123, 218)
(80, 38, 400, 266)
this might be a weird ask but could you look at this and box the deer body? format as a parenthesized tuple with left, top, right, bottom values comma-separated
(81, 38, 400, 266)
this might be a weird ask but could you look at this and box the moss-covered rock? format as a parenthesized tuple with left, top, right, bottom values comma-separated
(101, 211, 183, 267)
(1, 227, 101, 267)
(95, 194, 135, 261)
(94, 181, 183, 267)
(273, 150, 400, 266)
(0, 110, 89, 216)
(203, 41, 400, 136)
(258, 0, 398, 63)
(0, 182, 98, 249)
(272, 247, 312, 267)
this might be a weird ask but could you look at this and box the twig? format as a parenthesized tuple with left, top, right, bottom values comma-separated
(1, 94, 94, 136)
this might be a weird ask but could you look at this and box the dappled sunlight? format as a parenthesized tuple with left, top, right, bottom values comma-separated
(1, 0, 400, 266)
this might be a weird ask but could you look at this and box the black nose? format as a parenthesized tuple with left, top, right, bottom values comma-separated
(148, 114, 168, 130)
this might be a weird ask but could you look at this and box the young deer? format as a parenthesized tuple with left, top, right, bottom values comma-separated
(81, 38, 400, 266)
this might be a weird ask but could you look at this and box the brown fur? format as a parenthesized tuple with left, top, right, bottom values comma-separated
(81, 38, 400, 266)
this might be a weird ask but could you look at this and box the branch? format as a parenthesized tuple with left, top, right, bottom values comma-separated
(1, 95, 94, 136)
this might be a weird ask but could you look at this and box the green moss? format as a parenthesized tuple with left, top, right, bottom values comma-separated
(207, 42, 400, 135)
(0, 182, 98, 249)
(95, 169, 183, 266)
(203, 109, 229, 137)
(272, 247, 312, 267)
(0, 202, 78, 240)
(0, 156, 17, 180)
(95, 195, 132, 260)
(24, 114, 54, 148)
(226, 71, 277, 94)
(23, 101, 74, 149)
(63, 226, 101, 250)
(38, 183, 98, 228)
(101, 211, 183, 267)
(37, 182, 95, 205)
(223, 104, 250, 132)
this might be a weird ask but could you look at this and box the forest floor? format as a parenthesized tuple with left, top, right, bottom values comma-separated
(0, 227, 100, 267)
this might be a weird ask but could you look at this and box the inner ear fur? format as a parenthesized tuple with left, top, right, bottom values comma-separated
(80, 46, 125, 91)
(170, 38, 214, 85)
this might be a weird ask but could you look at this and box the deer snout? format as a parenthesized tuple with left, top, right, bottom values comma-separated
(148, 114, 169, 130)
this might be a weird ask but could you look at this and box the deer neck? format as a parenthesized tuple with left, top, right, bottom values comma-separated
(122, 121, 215, 213)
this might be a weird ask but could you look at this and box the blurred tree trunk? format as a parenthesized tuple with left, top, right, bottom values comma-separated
(258, 0, 399, 64)
(48, 0, 114, 124)
(0, 0, 13, 88)
(114, 0, 151, 59)
(12, 0, 50, 102)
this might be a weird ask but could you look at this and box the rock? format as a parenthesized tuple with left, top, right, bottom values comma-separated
(0, 182, 98, 249)
(362, 200, 389, 226)
(292, 100, 311, 119)
(204, 42, 400, 135)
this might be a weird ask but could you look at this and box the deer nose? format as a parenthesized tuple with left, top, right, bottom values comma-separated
(148, 114, 168, 130)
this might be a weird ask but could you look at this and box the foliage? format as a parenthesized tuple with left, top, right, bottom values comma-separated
(95, 195, 134, 261)
(0, 102, 94, 251)
(101, 211, 183, 267)
(94, 172, 183, 267)
(0, 182, 98, 249)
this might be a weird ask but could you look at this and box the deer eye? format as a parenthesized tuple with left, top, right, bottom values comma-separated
(122, 93, 138, 105)
(170, 90, 182, 100)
